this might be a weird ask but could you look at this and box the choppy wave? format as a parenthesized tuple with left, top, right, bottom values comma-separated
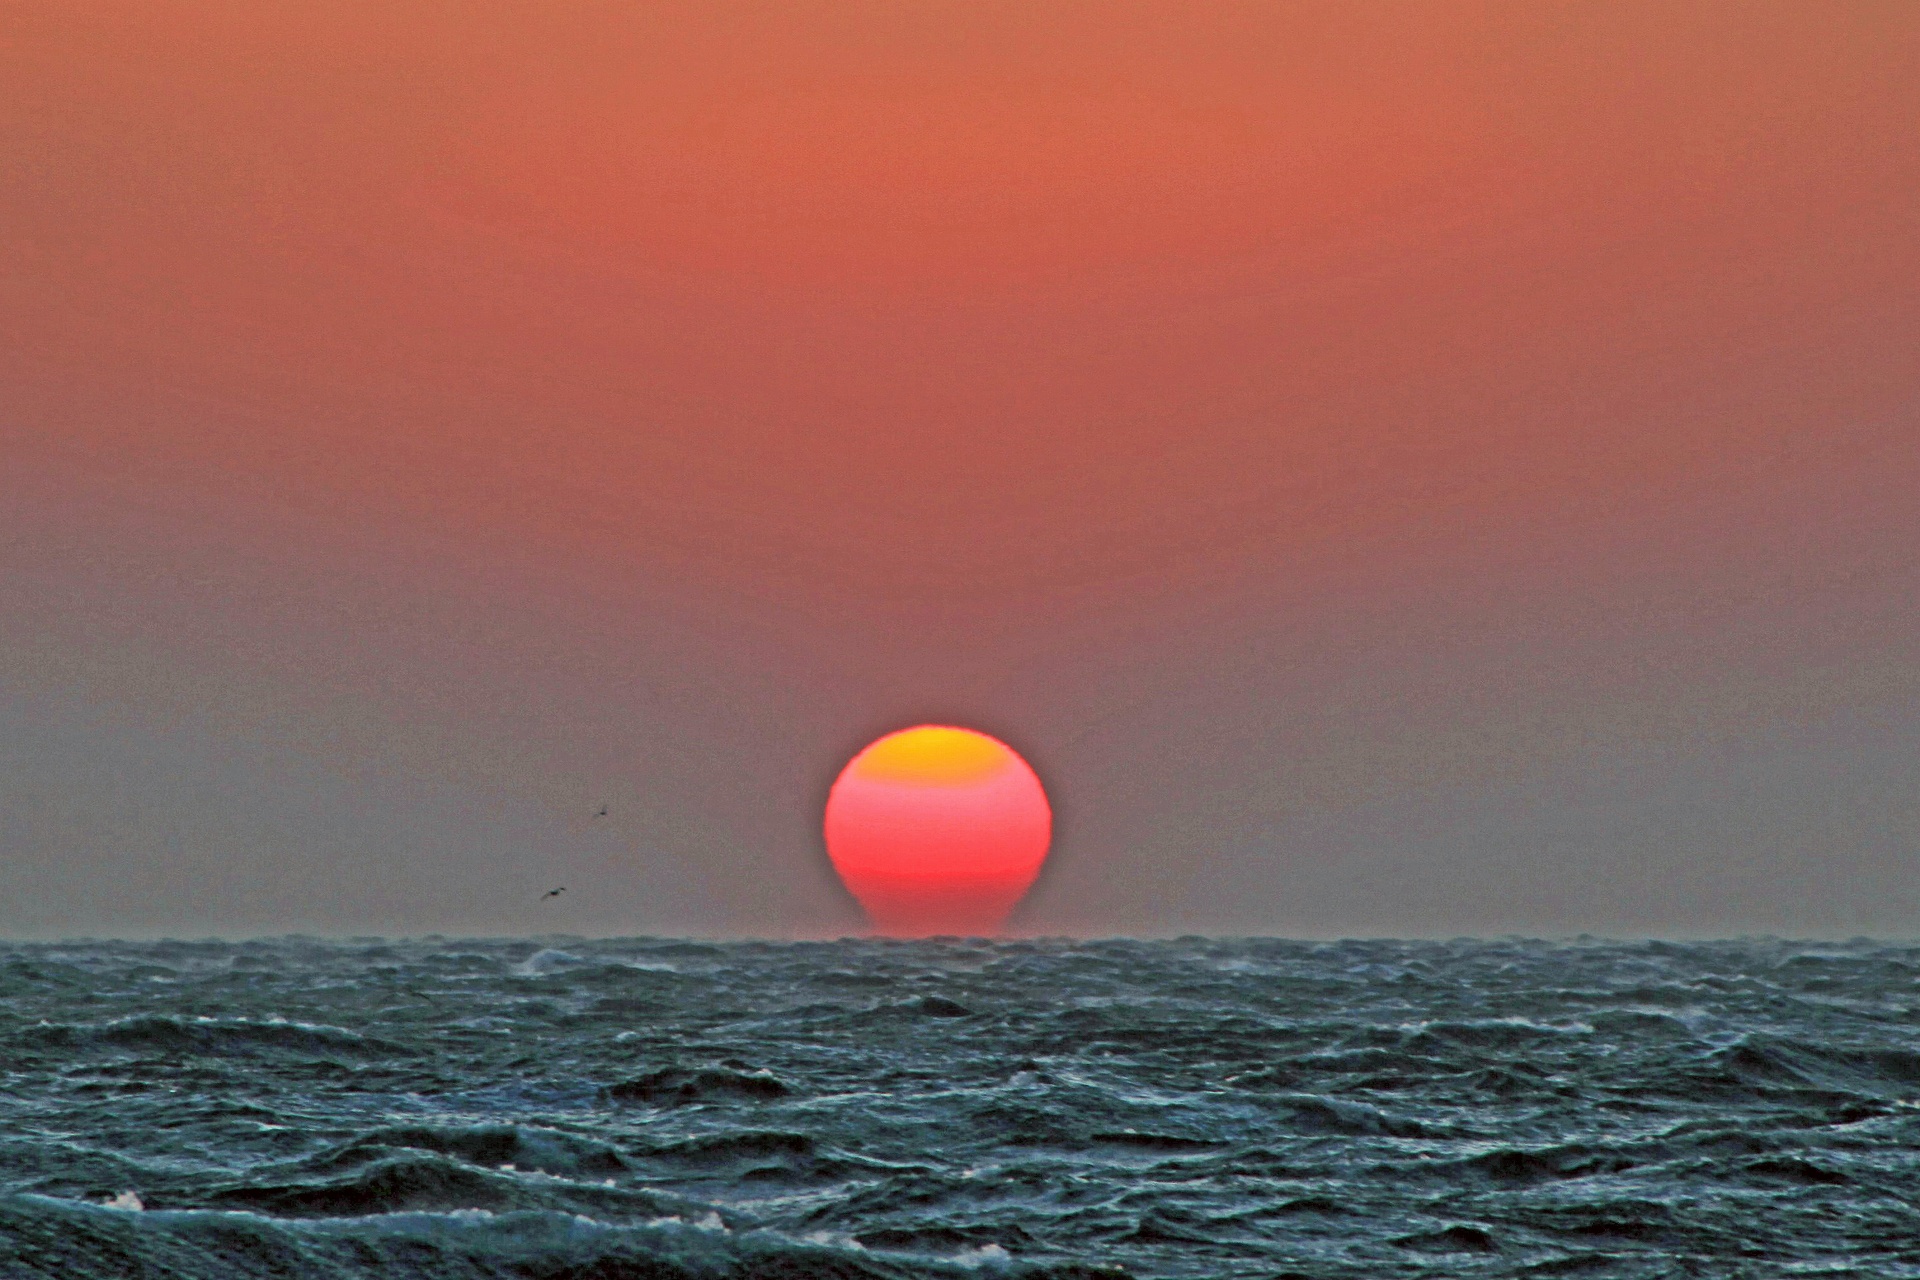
(13, 1013, 408, 1061)
(4, 936, 1920, 1277)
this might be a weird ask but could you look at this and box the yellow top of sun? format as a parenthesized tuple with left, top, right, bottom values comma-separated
(851, 725, 1013, 786)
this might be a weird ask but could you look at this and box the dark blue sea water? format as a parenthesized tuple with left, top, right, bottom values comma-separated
(5, 937, 1920, 1278)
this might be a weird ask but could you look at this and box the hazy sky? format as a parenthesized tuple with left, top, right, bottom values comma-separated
(4, 2, 1917, 939)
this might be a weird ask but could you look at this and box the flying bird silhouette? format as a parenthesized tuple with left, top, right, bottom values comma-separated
(541, 887, 566, 901)
(593, 806, 609, 819)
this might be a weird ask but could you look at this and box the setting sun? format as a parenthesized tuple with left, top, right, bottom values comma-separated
(824, 726, 1051, 936)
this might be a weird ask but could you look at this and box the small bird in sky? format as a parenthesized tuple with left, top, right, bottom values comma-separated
(541, 887, 567, 901)
(593, 805, 609, 819)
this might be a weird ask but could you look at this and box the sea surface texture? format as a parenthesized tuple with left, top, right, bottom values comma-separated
(4, 937, 1920, 1278)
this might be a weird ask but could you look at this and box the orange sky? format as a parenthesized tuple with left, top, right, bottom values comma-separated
(3, 3, 1918, 937)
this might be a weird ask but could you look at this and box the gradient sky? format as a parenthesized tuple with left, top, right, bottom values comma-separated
(4, 2, 1918, 939)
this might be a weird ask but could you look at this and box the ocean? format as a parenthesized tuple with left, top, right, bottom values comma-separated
(3, 936, 1919, 1278)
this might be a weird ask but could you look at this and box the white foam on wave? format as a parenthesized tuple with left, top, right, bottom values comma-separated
(511, 949, 587, 976)
(613, 957, 680, 973)
(955, 1242, 1011, 1268)
(644, 1211, 730, 1233)
(801, 1229, 867, 1250)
